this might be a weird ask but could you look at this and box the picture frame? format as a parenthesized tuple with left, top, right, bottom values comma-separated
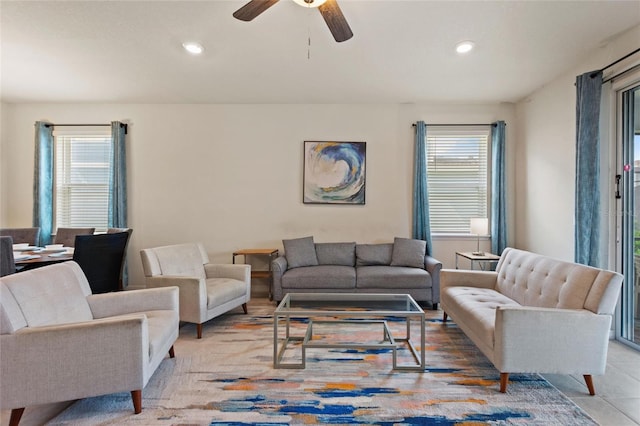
(303, 141, 366, 204)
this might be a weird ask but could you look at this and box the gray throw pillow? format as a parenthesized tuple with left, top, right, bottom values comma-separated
(390, 237, 426, 268)
(356, 243, 394, 266)
(283, 236, 319, 269)
(316, 242, 356, 266)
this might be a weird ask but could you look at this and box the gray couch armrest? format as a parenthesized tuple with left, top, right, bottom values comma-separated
(424, 255, 443, 304)
(271, 256, 288, 302)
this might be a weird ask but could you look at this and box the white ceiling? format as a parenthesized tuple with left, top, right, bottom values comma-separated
(2, 0, 639, 104)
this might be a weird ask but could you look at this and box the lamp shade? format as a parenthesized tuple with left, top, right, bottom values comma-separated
(470, 218, 489, 236)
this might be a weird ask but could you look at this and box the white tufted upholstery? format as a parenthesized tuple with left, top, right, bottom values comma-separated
(440, 247, 623, 395)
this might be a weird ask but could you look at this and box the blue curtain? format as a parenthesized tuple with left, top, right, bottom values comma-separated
(412, 121, 433, 255)
(491, 121, 507, 255)
(108, 121, 127, 228)
(32, 122, 54, 246)
(575, 71, 603, 266)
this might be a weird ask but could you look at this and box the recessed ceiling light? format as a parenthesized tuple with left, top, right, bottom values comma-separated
(456, 41, 475, 54)
(182, 42, 204, 55)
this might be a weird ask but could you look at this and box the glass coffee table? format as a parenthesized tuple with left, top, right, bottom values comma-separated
(273, 293, 425, 371)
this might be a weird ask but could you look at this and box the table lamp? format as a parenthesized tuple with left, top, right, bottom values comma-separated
(470, 218, 488, 256)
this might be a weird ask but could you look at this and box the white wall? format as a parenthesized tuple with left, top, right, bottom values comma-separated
(0, 102, 515, 286)
(514, 24, 640, 261)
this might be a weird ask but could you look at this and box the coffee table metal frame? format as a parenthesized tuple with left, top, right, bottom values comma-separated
(273, 293, 425, 371)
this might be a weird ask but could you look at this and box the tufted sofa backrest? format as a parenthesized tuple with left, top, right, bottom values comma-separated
(495, 248, 623, 314)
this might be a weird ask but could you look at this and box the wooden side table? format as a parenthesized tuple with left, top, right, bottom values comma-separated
(455, 251, 501, 271)
(232, 248, 279, 299)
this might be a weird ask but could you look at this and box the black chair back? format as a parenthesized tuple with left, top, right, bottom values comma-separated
(73, 232, 130, 294)
(0, 236, 16, 277)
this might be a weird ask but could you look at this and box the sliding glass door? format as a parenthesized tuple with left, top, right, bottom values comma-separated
(618, 82, 640, 349)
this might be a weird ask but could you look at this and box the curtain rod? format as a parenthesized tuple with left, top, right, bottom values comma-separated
(412, 123, 498, 127)
(590, 47, 640, 78)
(44, 123, 128, 134)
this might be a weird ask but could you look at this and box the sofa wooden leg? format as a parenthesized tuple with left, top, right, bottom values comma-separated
(583, 374, 596, 395)
(197, 323, 203, 339)
(500, 373, 509, 393)
(168, 345, 175, 358)
(242, 303, 248, 314)
(443, 312, 448, 322)
(9, 408, 25, 426)
(131, 390, 142, 414)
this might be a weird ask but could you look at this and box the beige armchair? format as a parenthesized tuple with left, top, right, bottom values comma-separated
(0, 261, 179, 426)
(140, 243, 251, 338)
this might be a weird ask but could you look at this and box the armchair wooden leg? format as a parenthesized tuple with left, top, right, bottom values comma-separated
(9, 408, 25, 426)
(169, 345, 175, 358)
(584, 374, 596, 395)
(197, 323, 203, 339)
(242, 303, 248, 314)
(131, 390, 142, 414)
(500, 373, 509, 393)
(443, 312, 448, 322)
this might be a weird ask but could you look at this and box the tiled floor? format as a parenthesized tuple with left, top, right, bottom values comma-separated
(542, 340, 640, 425)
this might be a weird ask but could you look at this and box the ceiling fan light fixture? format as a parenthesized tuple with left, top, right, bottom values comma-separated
(456, 41, 475, 54)
(292, 0, 327, 8)
(182, 42, 204, 55)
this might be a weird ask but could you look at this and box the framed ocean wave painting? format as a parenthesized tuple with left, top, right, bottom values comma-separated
(303, 141, 366, 204)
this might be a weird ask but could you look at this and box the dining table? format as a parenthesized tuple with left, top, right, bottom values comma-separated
(14, 246, 74, 271)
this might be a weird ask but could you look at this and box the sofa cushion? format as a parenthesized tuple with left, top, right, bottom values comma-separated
(390, 237, 426, 268)
(356, 243, 393, 266)
(442, 286, 520, 350)
(316, 242, 356, 266)
(283, 236, 319, 269)
(357, 266, 431, 289)
(281, 265, 356, 289)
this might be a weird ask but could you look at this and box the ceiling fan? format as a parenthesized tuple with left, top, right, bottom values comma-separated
(233, 0, 353, 43)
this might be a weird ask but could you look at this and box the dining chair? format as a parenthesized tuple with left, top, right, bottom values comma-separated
(54, 227, 95, 247)
(0, 227, 41, 246)
(73, 231, 131, 294)
(107, 227, 133, 289)
(0, 236, 16, 277)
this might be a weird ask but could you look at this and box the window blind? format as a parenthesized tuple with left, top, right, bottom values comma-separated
(54, 131, 112, 231)
(426, 127, 490, 233)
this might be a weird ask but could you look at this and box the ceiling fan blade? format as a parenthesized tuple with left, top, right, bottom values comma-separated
(317, 0, 353, 42)
(233, 0, 280, 21)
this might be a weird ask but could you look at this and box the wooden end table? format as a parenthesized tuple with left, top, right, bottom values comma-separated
(455, 251, 501, 271)
(233, 248, 279, 299)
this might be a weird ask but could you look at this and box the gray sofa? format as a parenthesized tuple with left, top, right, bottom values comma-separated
(441, 247, 623, 395)
(272, 236, 442, 308)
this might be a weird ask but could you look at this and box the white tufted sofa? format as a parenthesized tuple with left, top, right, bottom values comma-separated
(440, 247, 623, 395)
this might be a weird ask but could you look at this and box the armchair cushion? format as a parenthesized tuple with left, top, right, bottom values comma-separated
(283, 236, 318, 269)
(5, 263, 93, 327)
(150, 243, 207, 279)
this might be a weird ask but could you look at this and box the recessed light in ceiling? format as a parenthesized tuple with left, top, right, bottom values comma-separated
(292, 0, 328, 8)
(455, 41, 475, 54)
(182, 42, 204, 55)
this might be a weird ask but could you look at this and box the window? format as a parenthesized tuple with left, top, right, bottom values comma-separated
(426, 126, 490, 234)
(54, 130, 112, 231)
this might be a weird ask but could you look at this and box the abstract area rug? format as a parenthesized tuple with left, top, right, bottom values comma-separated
(48, 300, 597, 425)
